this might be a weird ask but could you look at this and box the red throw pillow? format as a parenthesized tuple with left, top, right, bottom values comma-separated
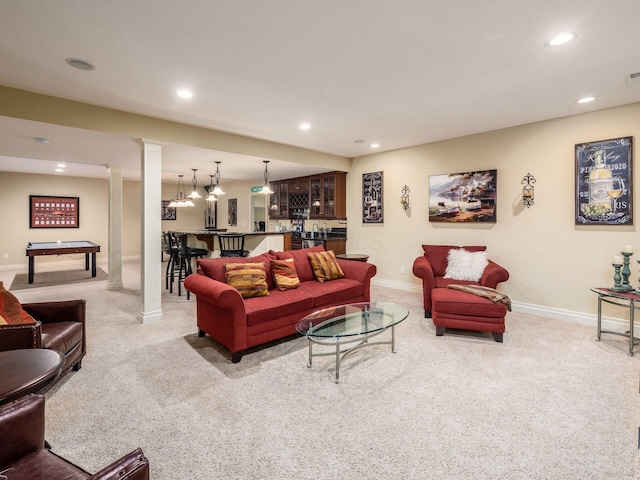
(270, 258, 301, 291)
(0, 281, 36, 325)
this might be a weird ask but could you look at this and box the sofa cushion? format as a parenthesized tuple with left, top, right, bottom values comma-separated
(431, 288, 507, 318)
(270, 259, 301, 291)
(308, 250, 345, 282)
(42, 321, 83, 354)
(422, 245, 487, 276)
(0, 281, 36, 325)
(444, 248, 488, 282)
(199, 250, 277, 289)
(244, 288, 315, 326)
(297, 278, 364, 307)
(225, 263, 270, 299)
(275, 245, 324, 282)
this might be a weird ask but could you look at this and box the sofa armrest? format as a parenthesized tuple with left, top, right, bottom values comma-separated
(337, 260, 377, 301)
(480, 260, 510, 288)
(91, 448, 150, 480)
(412, 256, 436, 315)
(0, 394, 45, 466)
(22, 299, 86, 326)
(0, 321, 42, 351)
(184, 274, 245, 310)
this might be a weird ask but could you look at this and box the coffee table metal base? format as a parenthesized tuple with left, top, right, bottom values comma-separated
(306, 325, 396, 383)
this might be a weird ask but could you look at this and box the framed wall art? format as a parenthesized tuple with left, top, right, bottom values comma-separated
(363, 171, 383, 223)
(228, 198, 238, 226)
(428, 170, 497, 223)
(161, 200, 176, 220)
(30, 195, 79, 228)
(575, 136, 633, 225)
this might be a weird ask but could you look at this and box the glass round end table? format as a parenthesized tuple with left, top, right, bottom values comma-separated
(296, 302, 409, 383)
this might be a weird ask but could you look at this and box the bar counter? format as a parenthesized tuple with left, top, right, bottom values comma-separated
(175, 230, 292, 256)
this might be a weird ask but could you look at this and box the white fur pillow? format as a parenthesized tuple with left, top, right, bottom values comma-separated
(444, 248, 488, 282)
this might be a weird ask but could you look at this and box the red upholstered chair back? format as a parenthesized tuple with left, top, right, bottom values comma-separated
(421, 245, 487, 276)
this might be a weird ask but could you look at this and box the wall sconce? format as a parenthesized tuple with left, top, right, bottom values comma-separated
(521, 173, 535, 208)
(401, 185, 410, 210)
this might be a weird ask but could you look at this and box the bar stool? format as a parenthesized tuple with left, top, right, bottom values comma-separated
(168, 233, 208, 298)
(218, 233, 250, 257)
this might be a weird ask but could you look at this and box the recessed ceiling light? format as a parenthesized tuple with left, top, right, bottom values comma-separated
(55, 168, 64, 173)
(57, 163, 66, 168)
(577, 96, 595, 104)
(547, 32, 576, 46)
(65, 58, 95, 71)
(371, 143, 380, 148)
(299, 122, 311, 130)
(177, 89, 193, 99)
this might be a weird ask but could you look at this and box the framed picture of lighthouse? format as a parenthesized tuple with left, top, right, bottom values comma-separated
(575, 136, 633, 225)
(428, 170, 497, 223)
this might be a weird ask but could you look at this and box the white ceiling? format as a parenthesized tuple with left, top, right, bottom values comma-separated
(1, 0, 639, 182)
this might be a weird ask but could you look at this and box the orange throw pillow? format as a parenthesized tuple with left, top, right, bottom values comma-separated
(0, 281, 36, 325)
(270, 258, 301, 291)
(307, 250, 345, 283)
(225, 263, 270, 299)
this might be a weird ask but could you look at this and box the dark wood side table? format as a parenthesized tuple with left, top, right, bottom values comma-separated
(336, 253, 369, 262)
(0, 349, 65, 405)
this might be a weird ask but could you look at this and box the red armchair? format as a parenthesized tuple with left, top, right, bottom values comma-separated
(0, 394, 149, 479)
(412, 245, 509, 318)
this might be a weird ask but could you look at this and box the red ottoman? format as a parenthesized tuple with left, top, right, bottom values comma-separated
(431, 287, 507, 342)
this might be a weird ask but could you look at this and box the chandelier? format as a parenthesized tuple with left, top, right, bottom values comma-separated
(211, 161, 225, 196)
(188, 168, 202, 199)
(260, 160, 274, 194)
(168, 174, 195, 207)
(206, 175, 218, 202)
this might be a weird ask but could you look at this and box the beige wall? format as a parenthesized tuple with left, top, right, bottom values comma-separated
(347, 102, 640, 320)
(2, 101, 639, 322)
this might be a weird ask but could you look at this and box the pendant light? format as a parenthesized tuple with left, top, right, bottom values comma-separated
(188, 169, 202, 199)
(260, 160, 274, 194)
(211, 161, 225, 195)
(169, 174, 195, 207)
(206, 175, 218, 202)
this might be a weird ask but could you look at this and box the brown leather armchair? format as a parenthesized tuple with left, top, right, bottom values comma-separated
(0, 299, 86, 374)
(0, 394, 149, 479)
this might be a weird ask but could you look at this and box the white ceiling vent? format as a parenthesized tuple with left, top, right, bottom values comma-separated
(626, 71, 640, 86)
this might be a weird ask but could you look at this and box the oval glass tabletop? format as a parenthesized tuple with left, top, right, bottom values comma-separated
(296, 302, 409, 339)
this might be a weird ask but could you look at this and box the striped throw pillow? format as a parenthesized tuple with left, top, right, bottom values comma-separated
(271, 258, 301, 291)
(307, 250, 345, 282)
(225, 263, 270, 298)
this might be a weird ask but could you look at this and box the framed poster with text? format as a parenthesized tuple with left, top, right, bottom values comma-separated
(363, 171, 383, 223)
(575, 136, 633, 225)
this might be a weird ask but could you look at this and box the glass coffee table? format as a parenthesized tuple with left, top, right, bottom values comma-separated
(296, 302, 409, 383)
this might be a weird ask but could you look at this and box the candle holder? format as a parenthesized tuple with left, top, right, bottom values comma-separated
(620, 252, 634, 291)
(611, 263, 626, 292)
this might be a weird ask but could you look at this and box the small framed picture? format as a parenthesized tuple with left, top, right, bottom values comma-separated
(161, 200, 176, 220)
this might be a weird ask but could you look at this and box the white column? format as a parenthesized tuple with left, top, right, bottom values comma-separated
(107, 165, 124, 291)
(138, 139, 163, 324)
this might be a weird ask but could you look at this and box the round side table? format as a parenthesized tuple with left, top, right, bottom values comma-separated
(336, 253, 369, 262)
(0, 349, 65, 405)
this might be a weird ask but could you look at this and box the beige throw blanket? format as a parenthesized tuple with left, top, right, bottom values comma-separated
(447, 284, 512, 311)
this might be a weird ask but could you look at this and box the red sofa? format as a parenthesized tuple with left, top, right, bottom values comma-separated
(412, 244, 509, 318)
(184, 246, 377, 363)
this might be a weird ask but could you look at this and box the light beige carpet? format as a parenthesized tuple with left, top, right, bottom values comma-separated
(8, 261, 640, 479)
